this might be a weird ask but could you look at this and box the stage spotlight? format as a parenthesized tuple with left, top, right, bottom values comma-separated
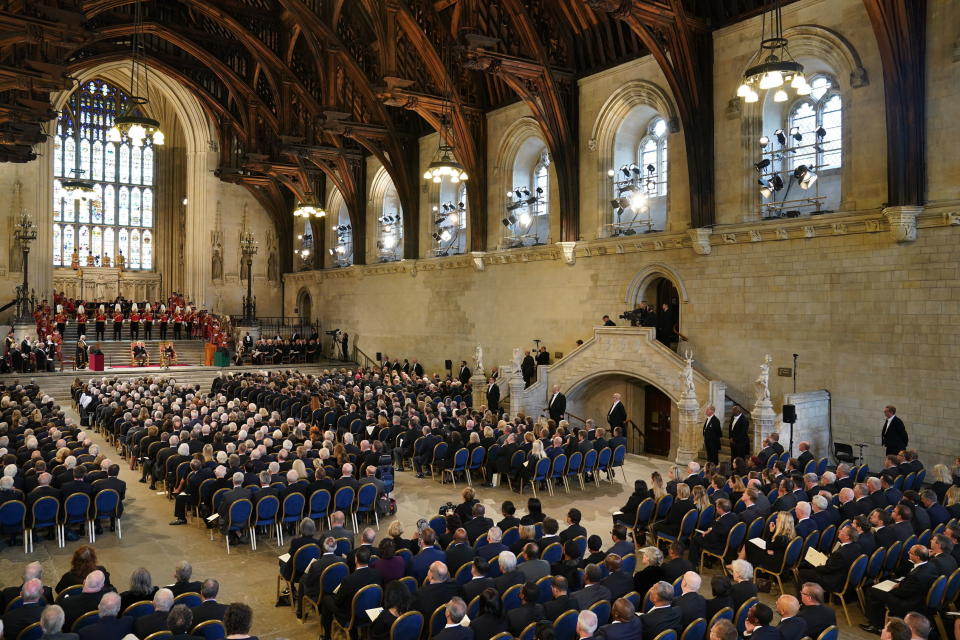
(759, 135, 769, 147)
(754, 159, 771, 172)
(775, 129, 786, 145)
(794, 165, 818, 189)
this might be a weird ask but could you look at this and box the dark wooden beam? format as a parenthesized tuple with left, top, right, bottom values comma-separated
(863, 0, 926, 206)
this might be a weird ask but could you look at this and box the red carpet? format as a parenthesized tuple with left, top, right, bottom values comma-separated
(107, 364, 193, 369)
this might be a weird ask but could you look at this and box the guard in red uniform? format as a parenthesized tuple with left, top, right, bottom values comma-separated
(143, 309, 154, 340)
(76, 308, 87, 340)
(95, 307, 106, 341)
(173, 310, 184, 340)
(130, 310, 141, 340)
(113, 310, 124, 340)
(55, 306, 67, 336)
(158, 310, 169, 340)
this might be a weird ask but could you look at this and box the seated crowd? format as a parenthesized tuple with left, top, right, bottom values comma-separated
(0, 546, 257, 640)
(0, 380, 126, 544)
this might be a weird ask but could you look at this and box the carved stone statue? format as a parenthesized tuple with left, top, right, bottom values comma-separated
(512, 347, 522, 372)
(71, 251, 80, 270)
(212, 249, 223, 281)
(116, 251, 125, 272)
(473, 343, 484, 375)
(755, 354, 772, 403)
(680, 350, 696, 397)
(86, 253, 95, 267)
(102, 254, 111, 268)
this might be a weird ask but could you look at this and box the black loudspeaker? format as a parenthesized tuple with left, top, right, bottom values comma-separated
(376, 352, 382, 361)
(782, 404, 797, 424)
(445, 359, 453, 370)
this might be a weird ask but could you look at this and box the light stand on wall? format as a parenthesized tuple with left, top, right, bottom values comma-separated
(755, 127, 830, 218)
(501, 186, 544, 248)
(608, 163, 659, 236)
(431, 201, 465, 257)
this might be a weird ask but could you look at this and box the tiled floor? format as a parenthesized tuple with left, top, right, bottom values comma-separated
(0, 403, 880, 640)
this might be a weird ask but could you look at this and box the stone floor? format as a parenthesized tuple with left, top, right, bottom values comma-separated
(0, 392, 879, 640)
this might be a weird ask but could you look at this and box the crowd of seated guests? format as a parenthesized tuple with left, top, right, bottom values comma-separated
(0, 546, 257, 640)
(0, 380, 127, 545)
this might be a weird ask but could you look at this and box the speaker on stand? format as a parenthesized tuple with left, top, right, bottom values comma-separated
(782, 403, 797, 455)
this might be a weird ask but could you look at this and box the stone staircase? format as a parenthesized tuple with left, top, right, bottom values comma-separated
(50, 319, 207, 366)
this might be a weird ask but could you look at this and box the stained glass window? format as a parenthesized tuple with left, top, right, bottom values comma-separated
(51, 78, 156, 270)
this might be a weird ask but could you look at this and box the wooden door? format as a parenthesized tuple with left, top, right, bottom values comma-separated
(644, 386, 672, 456)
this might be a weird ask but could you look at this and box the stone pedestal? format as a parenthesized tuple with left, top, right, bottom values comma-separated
(675, 392, 701, 463)
(508, 375, 526, 418)
(470, 373, 487, 410)
(751, 398, 777, 454)
(12, 319, 35, 344)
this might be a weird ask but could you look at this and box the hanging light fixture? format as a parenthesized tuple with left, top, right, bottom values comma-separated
(106, 0, 163, 147)
(735, 0, 808, 104)
(62, 169, 97, 202)
(293, 193, 326, 218)
(423, 114, 468, 184)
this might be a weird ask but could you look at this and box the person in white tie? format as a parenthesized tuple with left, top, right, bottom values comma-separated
(607, 393, 626, 430)
(547, 385, 566, 424)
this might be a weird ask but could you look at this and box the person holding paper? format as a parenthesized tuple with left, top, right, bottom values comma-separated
(795, 524, 862, 595)
(320, 546, 382, 640)
(860, 545, 939, 635)
(369, 581, 412, 640)
(744, 512, 795, 572)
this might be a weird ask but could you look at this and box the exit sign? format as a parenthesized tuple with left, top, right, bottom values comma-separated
(777, 367, 792, 377)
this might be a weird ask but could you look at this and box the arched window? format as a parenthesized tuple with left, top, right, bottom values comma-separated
(608, 114, 668, 235)
(786, 75, 842, 172)
(377, 181, 403, 263)
(330, 199, 353, 268)
(52, 79, 156, 269)
(431, 180, 467, 257)
(504, 141, 550, 248)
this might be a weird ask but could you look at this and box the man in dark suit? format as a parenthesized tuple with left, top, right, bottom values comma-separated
(796, 525, 862, 594)
(640, 581, 683, 640)
(728, 407, 750, 460)
(462, 504, 493, 545)
(796, 442, 815, 471)
(600, 555, 634, 601)
(166, 560, 202, 597)
(743, 603, 780, 640)
(320, 546, 381, 640)
(881, 405, 908, 455)
(474, 527, 509, 563)
(409, 528, 446, 583)
(543, 576, 580, 621)
(485, 378, 500, 414)
(675, 572, 706, 628)
(2, 579, 45, 640)
(462, 558, 495, 603)
(410, 562, 461, 625)
(796, 583, 836, 640)
(217, 472, 251, 537)
(560, 508, 587, 544)
(59, 570, 108, 630)
(597, 598, 643, 640)
(347, 528, 378, 572)
(861, 545, 939, 634)
(77, 591, 132, 640)
(493, 552, 525, 594)
(298, 537, 344, 616)
(687, 498, 737, 564)
(133, 588, 175, 639)
(702, 406, 722, 464)
(506, 582, 544, 636)
(571, 564, 611, 610)
(775, 595, 808, 640)
(547, 386, 567, 424)
(445, 529, 475, 575)
(457, 361, 472, 386)
(607, 394, 627, 431)
(521, 351, 536, 388)
(434, 597, 472, 640)
(189, 579, 227, 625)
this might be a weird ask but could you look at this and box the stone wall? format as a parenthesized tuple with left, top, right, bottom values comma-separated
(286, 212, 960, 469)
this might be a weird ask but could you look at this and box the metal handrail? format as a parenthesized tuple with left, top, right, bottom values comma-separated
(625, 419, 643, 455)
(565, 412, 587, 426)
(352, 345, 376, 369)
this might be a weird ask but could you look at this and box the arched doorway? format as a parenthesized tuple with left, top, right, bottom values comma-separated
(564, 372, 677, 460)
(296, 289, 312, 325)
(625, 264, 685, 350)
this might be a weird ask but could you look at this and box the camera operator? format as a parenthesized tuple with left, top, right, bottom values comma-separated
(619, 302, 656, 327)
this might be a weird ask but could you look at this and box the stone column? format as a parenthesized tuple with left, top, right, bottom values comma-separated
(751, 398, 777, 454)
(508, 374, 526, 418)
(675, 391, 701, 464)
(470, 373, 487, 411)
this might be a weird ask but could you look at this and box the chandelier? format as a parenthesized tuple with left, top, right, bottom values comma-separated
(736, 0, 809, 104)
(293, 193, 326, 218)
(106, 0, 164, 147)
(62, 169, 97, 202)
(424, 115, 468, 184)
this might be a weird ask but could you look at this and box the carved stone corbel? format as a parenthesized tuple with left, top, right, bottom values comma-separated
(555, 241, 576, 265)
(883, 205, 921, 243)
(471, 251, 486, 272)
(687, 228, 712, 255)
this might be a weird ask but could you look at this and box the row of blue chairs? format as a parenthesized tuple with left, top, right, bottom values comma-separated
(0, 490, 121, 553)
